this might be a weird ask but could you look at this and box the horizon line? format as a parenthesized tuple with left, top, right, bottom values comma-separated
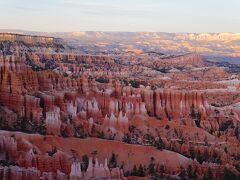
(0, 29, 239, 34)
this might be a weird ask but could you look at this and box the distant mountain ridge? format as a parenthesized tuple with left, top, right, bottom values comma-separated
(0, 33, 71, 55)
(1, 30, 240, 62)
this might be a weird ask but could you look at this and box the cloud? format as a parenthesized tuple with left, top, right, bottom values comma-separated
(60, 0, 155, 14)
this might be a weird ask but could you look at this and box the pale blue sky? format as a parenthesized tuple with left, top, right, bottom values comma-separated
(0, 0, 239, 32)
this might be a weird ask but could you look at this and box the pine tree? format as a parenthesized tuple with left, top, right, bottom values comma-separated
(203, 148, 209, 162)
(189, 145, 195, 159)
(187, 165, 193, 179)
(203, 173, 208, 180)
(156, 136, 165, 150)
(196, 150, 203, 164)
(132, 165, 138, 176)
(179, 167, 187, 180)
(138, 164, 145, 177)
(109, 152, 117, 168)
(204, 136, 208, 146)
(148, 162, 155, 174)
(234, 126, 239, 139)
(159, 165, 165, 178)
(192, 169, 198, 180)
(123, 134, 131, 144)
(223, 167, 237, 180)
(81, 154, 89, 171)
(207, 167, 213, 180)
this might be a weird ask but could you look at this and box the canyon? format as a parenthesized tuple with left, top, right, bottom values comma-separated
(2, 30, 240, 59)
(0, 33, 239, 180)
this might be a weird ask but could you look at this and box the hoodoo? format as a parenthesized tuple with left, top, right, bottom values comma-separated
(0, 33, 239, 180)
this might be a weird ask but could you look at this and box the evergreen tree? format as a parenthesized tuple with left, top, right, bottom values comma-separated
(207, 167, 213, 180)
(202, 168, 214, 180)
(109, 152, 117, 168)
(124, 170, 131, 177)
(190, 105, 201, 127)
(192, 169, 198, 180)
(81, 154, 89, 171)
(132, 165, 138, 176)
(97, 131, 105, 139)
(223, 168, 237, 180)
(203, 148, 209, 162)
(159, 165, 165, 178)
(189, 145, 195, 159)
(234, 126, 239, 139)
(187, 165, 193, 179)
(148, 157, 156, 174)
(129, 79, 140, 88)
(122, 134, 131, 144)
(203, 173, 208, 180)
(224, 147, 228, 153)
(47, 146, 57, 157)
(156, 136, 165, 150)
(204, 136, 208, 146)
(138, 164, 145, 177)
(179, 167, 187, 180)
(196, 150, 203, 164)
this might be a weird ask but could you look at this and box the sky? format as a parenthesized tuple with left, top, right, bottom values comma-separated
(0, 0, 240, 33)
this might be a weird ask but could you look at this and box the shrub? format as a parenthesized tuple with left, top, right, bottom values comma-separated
(165, 124, 170, 130)
(129, 79, 140, 88)
(96, 77, 109, 84)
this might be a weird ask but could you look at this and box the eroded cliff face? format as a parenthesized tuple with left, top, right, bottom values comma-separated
(0, 33, 69, 57)
(0, 131, 192, 179)
(0, 35, 239, 179)
(154, 89, 207, 121)
(0, 33, 57, 44)
(143, 53, 208, 69)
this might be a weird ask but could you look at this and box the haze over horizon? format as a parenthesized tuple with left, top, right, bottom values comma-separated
(1, 29, 240, 34)
(1, 0, 240, 33)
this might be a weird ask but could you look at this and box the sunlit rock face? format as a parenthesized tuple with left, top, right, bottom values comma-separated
(67, 102, 77, 118)
(0, 34, 239, 179)
(154, 89, 207, 121)
(103, 111, 129, 133)
(0, 33, 56, 44)
(143, 53, 208, 69)
(70, 157, 124, 180)
(70, 162, 82, 179)
(46, 106, 61, 135)
(0, 54, 40, 119)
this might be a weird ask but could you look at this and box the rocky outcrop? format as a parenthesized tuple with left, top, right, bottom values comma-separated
(45, 107, 61, 135)
(103, 111, 129, 132)
(0, 54, 41, 120)
(0, 136, 18, 159)
(159, 53, 207, 67)
(70, 157, 124, 180)
(24, 95, 43, 122)
(67, 102, 77, 118)
(154, 89, 207, 122)
(0, 33, 60, 45)
(69, 162, 82, 179)
(76, 97, 101, 118)
(0, 106, 18, 127)
(143, 53, 207, 69)
(0, 166, 41, 180)
(0, 166, 67, 180)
